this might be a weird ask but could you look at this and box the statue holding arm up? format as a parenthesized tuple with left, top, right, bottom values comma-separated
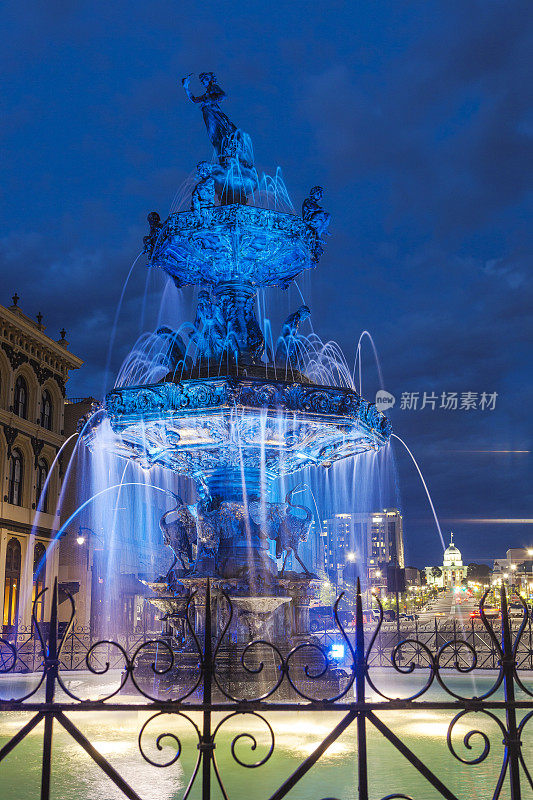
(182, 72, 256, 204)
(182, 72, 237, 160)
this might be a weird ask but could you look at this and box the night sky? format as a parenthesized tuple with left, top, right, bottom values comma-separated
(1, 1, 531, 568)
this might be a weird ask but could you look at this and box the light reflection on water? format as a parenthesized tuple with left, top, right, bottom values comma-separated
(0, 670, 531, 800)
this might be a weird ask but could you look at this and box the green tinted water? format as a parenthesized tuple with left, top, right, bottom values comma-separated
(1, 671, 531, 799)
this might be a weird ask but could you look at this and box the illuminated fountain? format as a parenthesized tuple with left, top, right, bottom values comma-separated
(80, 72, 391, 652)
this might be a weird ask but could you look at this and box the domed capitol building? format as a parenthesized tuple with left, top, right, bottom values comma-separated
(425, 532, 468, 588)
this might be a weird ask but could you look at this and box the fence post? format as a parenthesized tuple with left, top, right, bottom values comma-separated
(41, 580, 59, 800)
(355, 578, 368, 800)
(201, 579, 214, 800)
(500, 585, 521, 800)
(529, 615, 533, 670)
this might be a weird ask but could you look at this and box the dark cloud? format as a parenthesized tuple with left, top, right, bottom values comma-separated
(1, 0, 531, 566)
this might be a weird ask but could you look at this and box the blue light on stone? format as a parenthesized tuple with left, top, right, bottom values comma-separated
(82, 376, 391, 498)
(150, 205, 316, 289)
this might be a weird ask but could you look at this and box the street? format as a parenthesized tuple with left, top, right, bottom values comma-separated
(416, 588, 477, 625)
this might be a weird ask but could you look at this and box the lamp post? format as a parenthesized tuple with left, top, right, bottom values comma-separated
(76, 525, 104, 638)
(510, 563, 517, 594)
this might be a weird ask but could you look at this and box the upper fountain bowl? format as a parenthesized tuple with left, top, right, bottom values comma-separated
(150, 204, 316, 289)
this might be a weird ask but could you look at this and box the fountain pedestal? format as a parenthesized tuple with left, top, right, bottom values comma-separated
(230, 596, 291, 643)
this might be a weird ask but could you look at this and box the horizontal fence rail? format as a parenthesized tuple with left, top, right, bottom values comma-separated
(0, 580, 531, 800)
(5, 616, 533, 674)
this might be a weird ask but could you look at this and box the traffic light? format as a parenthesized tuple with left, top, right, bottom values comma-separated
(387, 565, 406, 593)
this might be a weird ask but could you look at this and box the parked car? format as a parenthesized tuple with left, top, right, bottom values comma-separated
(309, 605, 336, 632)
(470, 607, 500, 619)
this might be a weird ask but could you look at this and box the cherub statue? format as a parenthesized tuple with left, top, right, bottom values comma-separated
(156, 326, 193, 375)
(143, 211, 162, 256)
(275, 305, 310, 368)
(302, 187, 331, 262)
(191, 160, 215, 219)
(194, 495, 222, 575)
(189, 289, 225, 360)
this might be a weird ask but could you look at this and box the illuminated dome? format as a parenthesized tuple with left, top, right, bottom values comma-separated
(443, 532, 462, 567)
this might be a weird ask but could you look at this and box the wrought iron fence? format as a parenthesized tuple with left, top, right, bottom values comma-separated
(5, 611, 533, 675)
(0, 580, 532, 799)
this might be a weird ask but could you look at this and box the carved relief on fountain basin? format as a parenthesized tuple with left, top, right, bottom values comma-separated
(150, 205, 316, 289)
(80, 375, 391, 478)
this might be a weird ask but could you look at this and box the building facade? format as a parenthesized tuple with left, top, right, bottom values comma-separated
(492, 548, 533, 593)
(0, 297, 82, 634)
(425, 532, 468, 589)
(321, 509, 404, 585)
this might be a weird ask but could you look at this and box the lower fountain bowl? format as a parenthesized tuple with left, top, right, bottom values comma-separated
(80, 375, 391, 485)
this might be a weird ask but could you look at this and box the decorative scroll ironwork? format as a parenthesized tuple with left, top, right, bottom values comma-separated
(0, 580, 532, 799)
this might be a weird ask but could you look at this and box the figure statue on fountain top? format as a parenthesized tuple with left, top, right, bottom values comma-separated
(182, 72, 256, 204)
(182, 73, 238, 160)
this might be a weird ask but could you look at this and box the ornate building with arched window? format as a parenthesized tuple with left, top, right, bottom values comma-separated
(0, 296, 83, 634)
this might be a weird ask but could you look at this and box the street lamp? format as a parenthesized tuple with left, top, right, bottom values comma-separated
(76, 525, 104, 580)
(76, 525, 105, 639)
(76, 525, 103, 548)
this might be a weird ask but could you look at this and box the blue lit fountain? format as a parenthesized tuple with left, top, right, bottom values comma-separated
(81, 73, 391, 646)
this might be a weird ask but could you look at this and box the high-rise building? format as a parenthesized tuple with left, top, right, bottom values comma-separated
(0, 296, 82, 633)
(321, 509, 404, 581)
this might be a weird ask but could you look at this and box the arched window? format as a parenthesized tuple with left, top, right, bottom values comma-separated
(3, 538, 21, 630)
(32, 542, 46, 623)
(14, 375, 28, 419)
(8, 449, 23, 506)
(40, 390, 52, 430)
(36, 458, 48, 512)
